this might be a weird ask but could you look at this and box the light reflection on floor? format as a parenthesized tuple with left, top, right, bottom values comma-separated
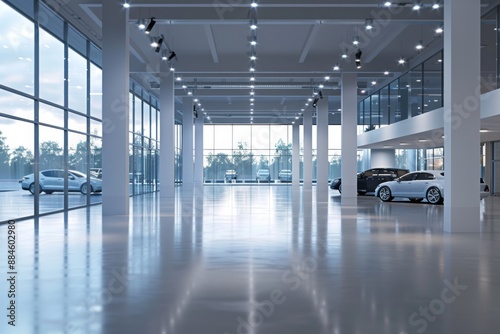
(0, 186, 499, 334)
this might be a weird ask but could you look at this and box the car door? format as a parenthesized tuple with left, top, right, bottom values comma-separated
(67, 171, 81, 191)
(39, 170, 53, 189)
(391, 172, 418, 197)
(357, 169, 373, 191)
(366, 169, 384, 192)
(51, 170, 65, 191)
(409, 172, 435, 197)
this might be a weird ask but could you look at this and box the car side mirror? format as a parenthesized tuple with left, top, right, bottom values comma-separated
(397, 178, 401, 183)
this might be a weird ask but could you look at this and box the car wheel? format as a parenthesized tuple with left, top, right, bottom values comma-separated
(409, 198, 423, 203)
(44, 191, 53, 194)
(378, 186, 393, 202)
(426, 187, 443, 204)
(29, 183, 42, 195)
(80, 183, 93, 195)
(338, 184, 342, 194)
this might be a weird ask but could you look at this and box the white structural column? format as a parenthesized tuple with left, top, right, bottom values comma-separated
(159, 63, 175, 198)
(316, 96, 329, 195)
(444, 0, 481, 232)
(292, 123, 300, 187)
(102, 2, 129, 216)
(182, 98, 194, 187)
(341, 73, 358, 199)
(370, 149, 395, 168)
(303, 110, 313, 189)
(194, 114, 204, 187)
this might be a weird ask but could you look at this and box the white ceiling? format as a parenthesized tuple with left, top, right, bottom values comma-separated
(44, 0, 500, 146)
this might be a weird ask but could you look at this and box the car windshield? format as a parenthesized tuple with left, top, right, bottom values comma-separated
(70, 171, 87, 178)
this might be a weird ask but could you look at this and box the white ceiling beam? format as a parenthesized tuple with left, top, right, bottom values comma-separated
(299, 25, 320, 63)
(204, 25, 219, 64)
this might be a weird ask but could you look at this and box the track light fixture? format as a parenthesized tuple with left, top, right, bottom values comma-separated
(145, 17, 156, 34)
(155, 35, 164, 53)
(415, 40, 424, 51)
(353, 35, 359, 46)
(365, 19, 373, 30)
(318, 91, 323, 99)
(312, 97, 320, 108)
(150, 37, 159, 48)
(355, 49, 362, 69)
(161, 51, 168, 61)
(167, 51, 177, 61)
(333, 64, 340, 71)
(136, 19, 146, 30)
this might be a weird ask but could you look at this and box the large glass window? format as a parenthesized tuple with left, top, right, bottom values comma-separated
(409, 64, 423, 117)
(423, 52, 443, 113)
(0, 119, 34, 221)
(39, 28, 64, 105)
(90, 63, 102, 119)
(68, 48, 87, 113)
(0, 1, 35, 95)
(0, 88, 34, 120)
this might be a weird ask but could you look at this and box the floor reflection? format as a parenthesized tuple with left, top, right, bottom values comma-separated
(0, 188, 499, 334)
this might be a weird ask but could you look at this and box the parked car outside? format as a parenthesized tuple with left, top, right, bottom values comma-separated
(256, 169, 271, 182)
(330, 168, 409, 195)
(19, 169, 102, 195)
(278, 170, 292, 182)
(375, 171, 490, 204)
(225, 169, 238, 181)
(90, 167, 102, 179)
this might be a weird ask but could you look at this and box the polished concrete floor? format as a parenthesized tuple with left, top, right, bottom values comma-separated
(1, 186, 499, 334)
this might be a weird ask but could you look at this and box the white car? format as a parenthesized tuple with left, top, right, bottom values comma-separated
(19, 169, 102, 195)
(375, 170, 489, 204)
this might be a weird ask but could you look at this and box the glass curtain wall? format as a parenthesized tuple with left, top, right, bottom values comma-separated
(0, 1, 158, 223)
(129, 83, 161, 195)
(204, 125, 293, 183)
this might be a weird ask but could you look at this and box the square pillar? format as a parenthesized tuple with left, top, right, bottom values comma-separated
(316, 95, 329, 197)
(292, 122, 300, 187)
(194, 114, 204, 187)
(341, 73, 358, 199)
(160, 64, 175, 198)
(303, 110, 313, 189)
(102, 2, 129, 216)
(182, 97, 194, 187)
(444, 0, 481, 232)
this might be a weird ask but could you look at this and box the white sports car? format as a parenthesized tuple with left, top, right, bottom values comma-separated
(375, 170, 489, 204)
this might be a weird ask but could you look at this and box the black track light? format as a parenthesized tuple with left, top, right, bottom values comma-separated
(355, 49, 362, 69)
(145, 17, 156, 34)
(167, 51, 176, 61)
(318, 91, 323, 99)
(312, 97, 320, 108)
(155, 36, 164, 53)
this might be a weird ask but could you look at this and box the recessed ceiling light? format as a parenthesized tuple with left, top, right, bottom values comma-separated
(353, 36, 359, 46)
(384, 1, 392, 7)
(194, 98, 199, 102)
(182, 85, 187, 89)
(123, 2, 130, 8)
(308, 98, 313, 102)
(319, 84, 324, 89)
(250, 24, 257, 30)
(438, 59, 442, 63)
(250, 77, 255, 81)
(250, 85, 255, 89)
(384, 71, 389, 75)
(301, 109, 304, 112)
(412, 4, 421, 11)
(416, 79, 421, 82)
(250, 55, 257, 60)
(250, 98, 255, 102)
(176, 77, 182, 81)
(400, 142, 409, 146)
(435, 27, 443, 34)
(169, 66, 175, 71)
(480, 129, 489, 133)
(342, 53, 348, 59)
(325, 76, 330, 80)
(432, 4, 440, 9)
(333, 65, 340, 71)
(250, 91, 255, 95)
(416, 42, 424, 50)
(371, 81, 377, 85)
(365, 19, 373, 30)
(398, 58, 406, 64)
(187, 91, 192, 95)
(295, 116, 299, 120)
(361, 90, 366, 94)
(251, 2, 258, 8)
(250, 67, 256, 72)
